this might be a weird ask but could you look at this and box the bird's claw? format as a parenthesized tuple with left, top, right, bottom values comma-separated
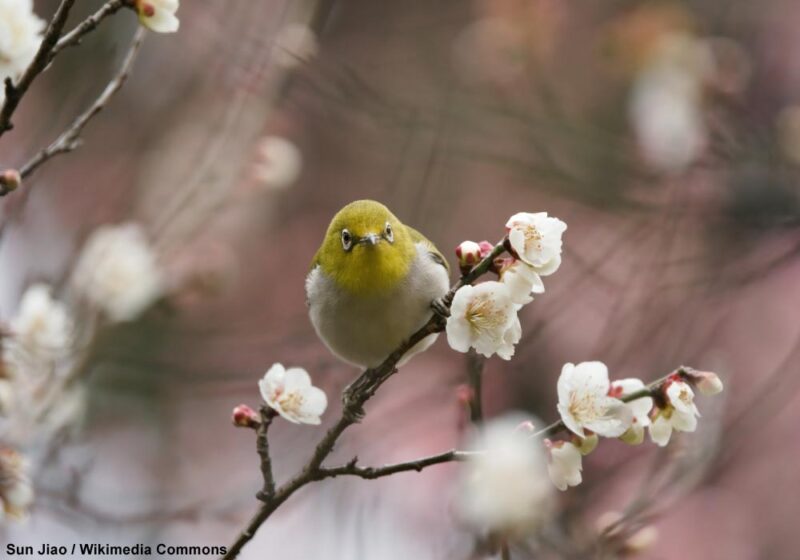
(430, 297, 450, 321)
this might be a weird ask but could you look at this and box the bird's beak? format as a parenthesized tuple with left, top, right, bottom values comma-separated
(357, 233, 381, 246)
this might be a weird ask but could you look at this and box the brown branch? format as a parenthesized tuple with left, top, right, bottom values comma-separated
(221, 240, 508, 560)
(254, 407, 277, 500)
(466, 352, 485, 424)
(319, 449, 474, 480)
(50, 0, 130, 60)
(18, 28, 146, 180)
(0, 0, 77, 136)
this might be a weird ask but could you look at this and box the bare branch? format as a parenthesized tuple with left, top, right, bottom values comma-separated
(254, 407, 277, 501)
(50, 0, 130, 60)
(0, 0, 78, 135)
(320, 449, 474, 480)
(18, 28, 146, 181)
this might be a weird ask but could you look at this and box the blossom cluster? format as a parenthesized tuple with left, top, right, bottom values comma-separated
(447, 212, 567, 360)
(0, 0, 44, 104)
(455, 361, 724, 537)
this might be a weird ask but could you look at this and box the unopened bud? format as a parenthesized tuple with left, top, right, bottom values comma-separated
(682, 368, 723, 396)
(232, 404, 260, 429)
(573, 432, 599, 455)
(514, 420, 536, 434)
(624, 525, 658, 554)
(478, 240, 494, 258)
(455, 241, 482, 273)
(0, 169, 21, 194)
(455, 384, 474, 406)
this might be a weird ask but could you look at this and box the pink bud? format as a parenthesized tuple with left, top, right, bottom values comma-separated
(455, 384, 474, 406)
(455, 241, 482, 273)
(0, 169, 21, 194)
(232, 404, 260, 429)
(514, 420, 536, 433)
(682, 368, 723, 396)
(478, 241, 494, 258)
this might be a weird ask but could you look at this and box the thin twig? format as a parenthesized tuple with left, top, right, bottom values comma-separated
(50, 0, 130, 60)
(467, 352, 485, 424)
(320, 449, 475, 480)
(19, 28, 146, 180)
(0, 0, 77, 135)
(255, 407, 277, 500)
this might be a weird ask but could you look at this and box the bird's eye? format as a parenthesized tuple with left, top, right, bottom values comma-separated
(384, 222, 394, 243)
(341, 229, 353, 251)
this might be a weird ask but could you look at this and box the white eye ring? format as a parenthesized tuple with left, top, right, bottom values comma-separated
(384, 222, 394, 243)
(341, 229, 353, 251)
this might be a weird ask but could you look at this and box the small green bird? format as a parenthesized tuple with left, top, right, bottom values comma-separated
(306, 200, 450, 368)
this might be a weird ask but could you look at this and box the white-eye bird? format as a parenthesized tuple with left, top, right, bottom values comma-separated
(306, 200, 450, 368)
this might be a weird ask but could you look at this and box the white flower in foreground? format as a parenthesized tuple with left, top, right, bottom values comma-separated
(0, 447, 33, 521)
(499, 259, 545, 306)
(273, 23, 319, 69)
(446, 281, 521, 360)
(546, 440, 582, 491)
(73, 223, 163, 323)
(0, 0, 44, 102)
(649, 380, 699, 447)
(455, 417, 553, 535)
(254, 136, 303, 190)
(7, 284, 73, 359)
(557, 361, 632, 438)
(610, 378, 652, 445)
(135, 0, 179, 33)
(505, 212, 566, 275)
(258, 364, 327, 425)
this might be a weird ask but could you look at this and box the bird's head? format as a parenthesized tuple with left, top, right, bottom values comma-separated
(315, 200, 416, 295)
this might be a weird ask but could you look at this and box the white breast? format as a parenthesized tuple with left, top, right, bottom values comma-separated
(306, 242, 450, 368)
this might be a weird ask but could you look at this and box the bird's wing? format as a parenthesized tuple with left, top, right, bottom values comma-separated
(406, 225, 450, 274)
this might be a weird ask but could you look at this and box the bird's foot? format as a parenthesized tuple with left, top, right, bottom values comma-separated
(430, 297, 451, 324)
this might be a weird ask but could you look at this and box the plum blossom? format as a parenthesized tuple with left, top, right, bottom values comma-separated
(0, 447, 33, 521)
(609, 378, 653, 445)
(546, 440, 582, 491)
(73, 223, 163, 323)
(446, 281, 521, 360)
(649, 379, 700, 446)
(254, 136, 303, 190)
(6, 284, 73, 362)
(0, 0, 44, 103)
(455, 416, 553, 535)
(681, 368, 724, 396)
(258, 364, 327, 425)
(499, 259, 545, 305)
(505, 212, 566, 275)
(135, 0, 179, 33)
(557, 361, 632, 438)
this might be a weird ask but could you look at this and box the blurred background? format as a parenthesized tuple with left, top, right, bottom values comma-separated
(1, 0, 800, 558)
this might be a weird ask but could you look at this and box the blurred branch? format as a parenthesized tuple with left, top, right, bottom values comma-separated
(0, 0, 78, 135)
(221, 240, 507, 560)
(50, 0, 130, 60)
(18, 28, 146, 180)
(467, 352, 485, 424)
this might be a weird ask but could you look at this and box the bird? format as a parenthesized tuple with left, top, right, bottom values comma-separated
(306, 200, 450, 368)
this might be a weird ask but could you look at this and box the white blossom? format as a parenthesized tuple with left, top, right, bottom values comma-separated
(73, 223, 163, 323)
(0, 0, 44, 103)
(455, 416, 553, 535)
(0, 448, 33, 521)
(446, 281, 521, 360)
(6, 284, 73, 362)
(630, 34, 712, 173)
(273, 23, 318, 69)
(546, 440, 582, 491)
(649, 380, 700, 447)
(258, 364, 327, 425)
(557, 361, 632, 438)
(610, 378, 652, 445)
(254, 136, 303, 190)
(499, 259, 544, 305)
(505, 212, 566, 275)
(135, 0, 179, 33)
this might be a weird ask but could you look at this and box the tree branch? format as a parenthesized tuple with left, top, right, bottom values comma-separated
(319, 449, 474, 480)
(50, 0, 130, 60)
(255, 407, 277, 500)
(18, 28, 146, 180)
(0, 0, 78, 135)
(220, 239, 508, 559)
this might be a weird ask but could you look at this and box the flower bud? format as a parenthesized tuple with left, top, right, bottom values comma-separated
(455, 241, 482, 273)
(0, 169, 21, 194)
(478, 241, 494, 258)
(682, 368, 723, 396)
(573, 432, 599, 455)
(232, 404, 260, 429)
(514, 420, 536, 434)
(624, 525, 658, 554)
(455, 384, 474, 406)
